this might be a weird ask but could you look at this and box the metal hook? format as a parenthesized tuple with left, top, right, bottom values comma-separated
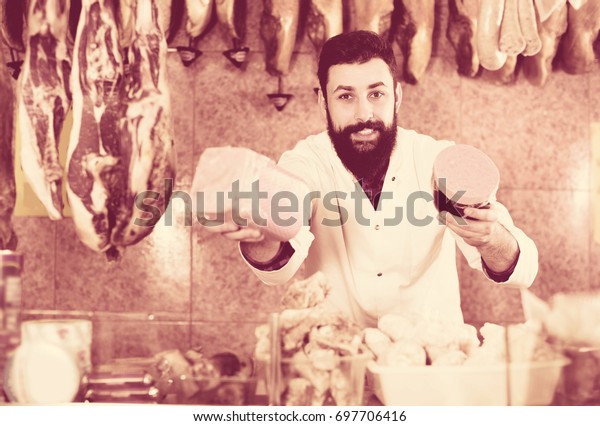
(267, 76, 293, 112)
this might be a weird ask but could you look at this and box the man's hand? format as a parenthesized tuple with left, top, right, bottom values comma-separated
(200, 209, 284, 264)
(204, 220, 265, 243)
(442, 206, 501, 248)
(442, 204, 520, 274)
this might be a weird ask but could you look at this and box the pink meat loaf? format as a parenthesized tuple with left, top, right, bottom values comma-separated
(433, 144, 500, 216)
(193, 147, 308, 241)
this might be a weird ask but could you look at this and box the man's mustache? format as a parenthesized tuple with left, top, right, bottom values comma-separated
(342, 120, 386, 134)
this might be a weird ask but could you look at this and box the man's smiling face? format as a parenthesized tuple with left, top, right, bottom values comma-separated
(320, 58, 401, 180)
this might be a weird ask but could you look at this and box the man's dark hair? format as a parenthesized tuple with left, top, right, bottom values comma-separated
(317, 30, 398, 101)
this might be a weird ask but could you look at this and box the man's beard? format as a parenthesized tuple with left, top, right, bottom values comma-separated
(327, 112, 397, 182)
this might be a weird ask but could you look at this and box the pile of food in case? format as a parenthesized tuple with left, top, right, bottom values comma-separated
(365, 313, 564, 367)
(364, 309, 570, 405)
(255, 272, 373, 406)
(152, 349, 255, 405)
(522, 289, 600, 404)
(255, 272, 571, 406)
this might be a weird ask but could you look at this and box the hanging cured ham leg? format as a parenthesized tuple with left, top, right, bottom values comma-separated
(165, 0, 184, 43)
(18, 0, 71, 220)
(348, 0, 393, 36)
(477, 0, 507, 70)
(446, 0, 481, 78)
(110, 0, 175, 248)
(216, 0, 249, 67)
(157, 0, 173, 41)
(348, 0, 393, 35)
(558, 0, 600, 74)
(481, 53, 518, 84)
(117, 0, 135, 49)
(66, 0, 124, 254)
(518, 0, 542, 56)
(0, 0, 28, 51)
(395, 0, 435, 84)
(522, 2, 567, 86)
(0, 48, 17, 250)
(260, 0, 300, 76)
(306, 0, 343, 55)
(216, 0, 246, 44)
(185, 0, 213, 38)
(499, 0, 525, 56)
(67, 0, 81, 48)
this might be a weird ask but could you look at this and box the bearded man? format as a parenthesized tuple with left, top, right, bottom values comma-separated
(203, 30, 538, 327)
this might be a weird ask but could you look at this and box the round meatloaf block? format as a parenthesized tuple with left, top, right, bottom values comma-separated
(433, 144, 500, 217)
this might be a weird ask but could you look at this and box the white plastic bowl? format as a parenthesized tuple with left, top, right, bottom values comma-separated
(366, 358, 570, 406)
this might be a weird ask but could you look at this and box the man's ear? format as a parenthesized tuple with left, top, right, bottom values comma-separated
(395, 82, 402, 114)
(318, 88, 328, 120)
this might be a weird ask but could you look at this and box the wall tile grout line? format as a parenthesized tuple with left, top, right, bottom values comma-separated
(188, 65, 196, 349)
(587, 71, 593, 293)
(53, 220, 57, 310)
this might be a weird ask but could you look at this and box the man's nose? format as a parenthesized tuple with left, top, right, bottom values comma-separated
(354, 98, 374, 122)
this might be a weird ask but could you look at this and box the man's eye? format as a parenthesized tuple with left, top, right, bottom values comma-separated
(338, 93, 353, 101)
(370, 91, 385, 99)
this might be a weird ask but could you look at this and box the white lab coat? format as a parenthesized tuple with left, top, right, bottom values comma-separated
(241, 127, 539, 327)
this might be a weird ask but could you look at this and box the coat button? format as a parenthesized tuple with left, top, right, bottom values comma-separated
(377, 272, 382, 277)
(375, 224, 380, 230)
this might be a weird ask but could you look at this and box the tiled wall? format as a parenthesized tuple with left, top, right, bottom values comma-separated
(9, 1, 600, 364)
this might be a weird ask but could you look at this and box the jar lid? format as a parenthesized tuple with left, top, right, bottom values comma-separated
(3, 341, 81, 404)
(433, 145, 500, 206)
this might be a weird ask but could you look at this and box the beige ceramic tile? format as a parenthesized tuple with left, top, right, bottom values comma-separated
(461, 71, 590, 190)
(191, 226, 287, 322)
(460, 187, 591, 323)
(193, 51, 324, 165)
(459, 257, 526, 325)
(11, 217, 56, 310)
(54, 198, 191, 313)
(501, 189, 589, 301)
(397, 56, 461, 141)
(167, 54, 195, 186)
